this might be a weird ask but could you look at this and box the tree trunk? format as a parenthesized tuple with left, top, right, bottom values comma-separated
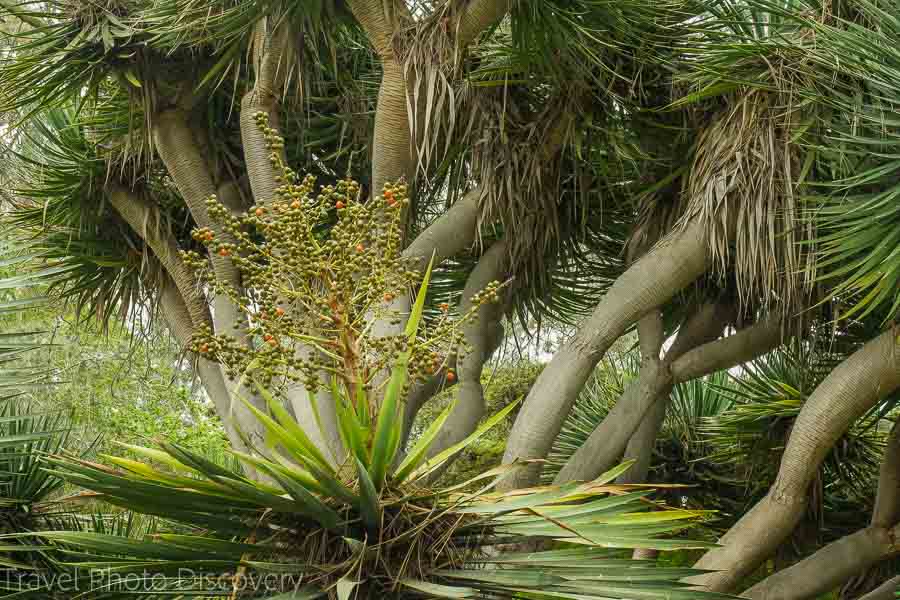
(553, 301, 742, 484)
(741, 525, 899, 600)
(689, 329, 900, 592)
(158, 278, 249, 453)
(742, 418, 900, 600)
(501, 218, 710, 489)
(371, 60, 413, 199)
(427, 241, 507, 458)
(856, 577, 900, 600)
(153, 109, 269, 446)
(241, 20, 292, 207)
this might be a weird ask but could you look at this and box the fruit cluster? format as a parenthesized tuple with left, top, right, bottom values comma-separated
(181, 114, 501, 405)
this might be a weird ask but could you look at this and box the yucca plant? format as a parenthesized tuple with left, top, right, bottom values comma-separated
(5, 149, 733, 598)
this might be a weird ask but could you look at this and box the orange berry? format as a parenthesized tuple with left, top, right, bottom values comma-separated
(218, 248, 230, 257)
(199, 343, 210, 354)
(255, 207, 264, 217)
(291, 200, 301, 209)
(267, 337, 278, 347)
(335, 201, 345, 209)
(446, 371, 456, 382)
(356, 243, 364, 253)
(439, 302, 449, 312)
(263, 334, 273, 342)
(275, 307, 285, 317)
(383, 293, 394, 302)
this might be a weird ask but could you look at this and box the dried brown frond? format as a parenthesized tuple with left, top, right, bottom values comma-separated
(680, 84, 817, 317)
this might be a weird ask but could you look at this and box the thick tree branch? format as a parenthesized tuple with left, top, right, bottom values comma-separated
(503, 217, 711, 490)
(857, 577, 900, 600)
(372, 60, 414, 200)
(152, 109, 241, 290)
(457, 0, 512, 48)
(158, 275, 249, 454)
(671, 312, 785, 384)
(109, 183, 208, 328)
(555, 301, 729, 484)
(345, 0, 398, 58)
(742, 524, 900, 600)
(690, 329, 900, 592)
(873, 418, 900, 529)
(556, 302, 777, 485)
(616, 310, 666, 486)
(426, 240, 508, 458)
(241, 20, 292, 207)
(403, 188, 482, 269)
(742, 422, 900, 600)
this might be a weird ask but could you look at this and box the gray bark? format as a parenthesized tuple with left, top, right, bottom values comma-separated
(427, 241, 508, 458)
(501, 218, 710, 489)
(554, 301, 738, 484)
(158, 278, 248, 453)
(741, 525, 900, 600)
(241, 20, 292, 207)
(742, 419, 900, 600)
(856, 577, 900, 600)
(152, 110, 269, 446)
(689, 329, 900, 592)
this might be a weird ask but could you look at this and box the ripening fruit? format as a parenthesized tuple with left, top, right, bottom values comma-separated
(263, 334, 273, 342)
(255, 208, 265, 217)
(199, 343, 210, 354)
(267, 338, 278, 347)
(335, 201, 345, 209)
(356, 243, 365, 253)
(439, 302, 450, 312)
(446, 371, 456, 382)
(291, 200, 301, 209)
(383, 293, 394, 302)
(218, 248, 230, 257)
(275, 307, 285, 317)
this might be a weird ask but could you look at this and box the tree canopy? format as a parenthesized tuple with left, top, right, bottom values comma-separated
(0, 0, 899, 598)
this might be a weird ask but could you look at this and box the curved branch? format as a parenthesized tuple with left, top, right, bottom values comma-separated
(665, 301, 736, 362)
(241, 21, 293, 206)
(743, 421, 900, 600)
(426, 240, 508, 458)
(152, 109, 241, 290)
(872, 418, 900, 529)
(109, 183, 209, 328)
(403, 188, 481, 269)
(690, 328, 900, 592)
(458, 0, 512, 48)
(857, 577, 900, 600)
(742, 524, 900, 600)
(617, 311, 666, 486)
(504, 218, 710, 489)
(671, 313, 785, 384)
(158, 276, 249, 454)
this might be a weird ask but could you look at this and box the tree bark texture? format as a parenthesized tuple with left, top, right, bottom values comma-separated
(689, 329, 900, 592)
(856, 577, 900, 600)
(426, 240, 508, 458)
(501, 218, 711, 490)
